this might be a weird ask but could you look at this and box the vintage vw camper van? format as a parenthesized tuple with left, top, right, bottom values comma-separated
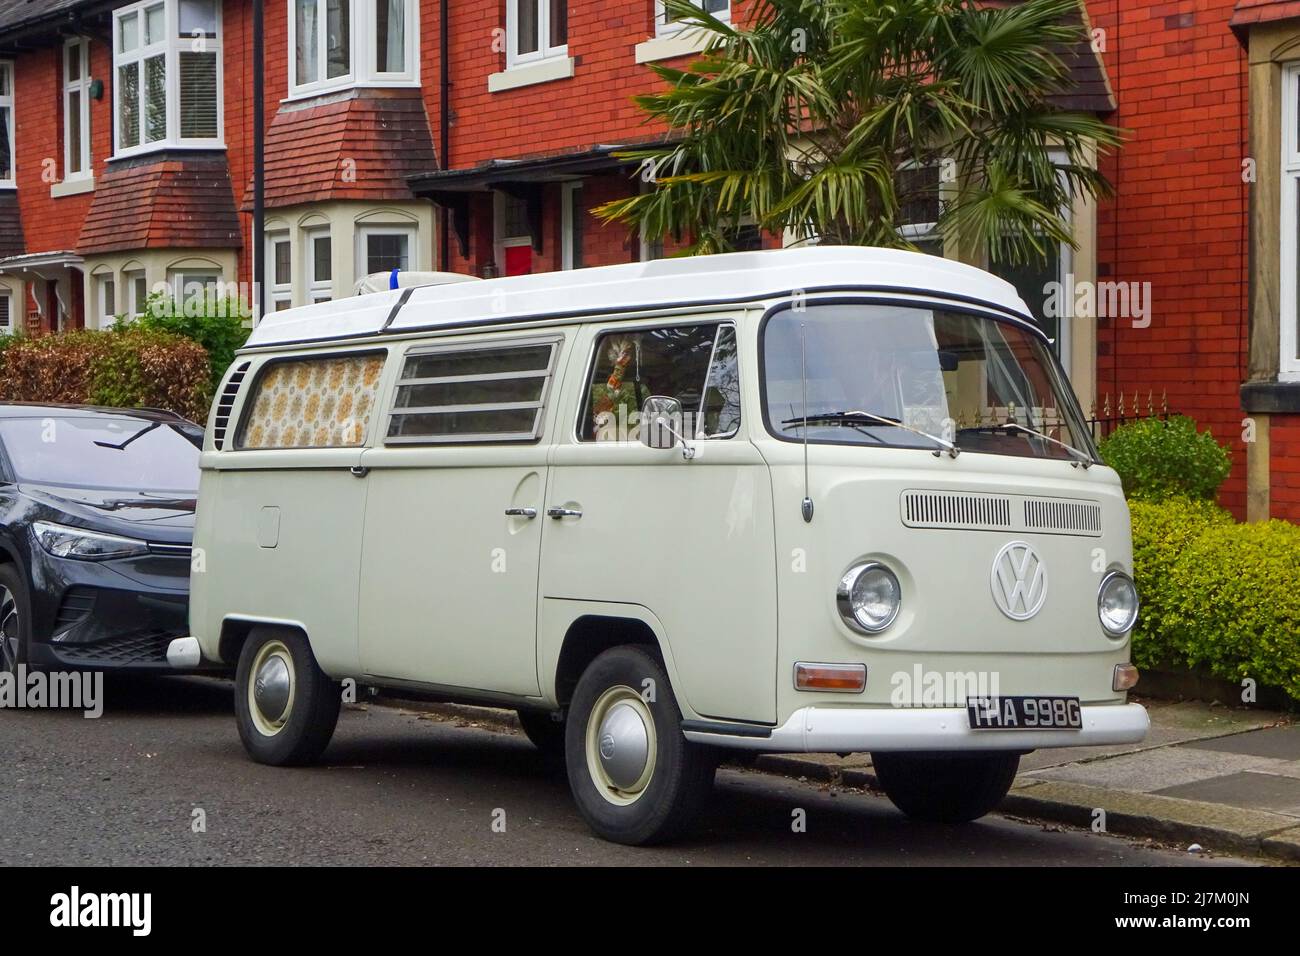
(173, 247, 1148, 845)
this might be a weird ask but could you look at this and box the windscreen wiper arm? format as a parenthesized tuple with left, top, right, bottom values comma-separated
(961, 421, 1094, 468)
(782, 410, 959, 458)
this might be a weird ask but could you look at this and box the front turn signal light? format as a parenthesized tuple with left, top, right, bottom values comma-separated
(1113, 663, 1140, 692)
(795, 662, 867, 693)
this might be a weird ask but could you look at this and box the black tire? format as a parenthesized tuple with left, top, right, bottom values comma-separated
(872, 751, 1020, 823)
(517, 708, 566, 754)
(565, 645, 716, 846)
(234, 627, 341, 766)
(0, 563, 30, 676)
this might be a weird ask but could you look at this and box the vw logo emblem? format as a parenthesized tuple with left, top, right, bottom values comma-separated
(990, 540, 1048, 621)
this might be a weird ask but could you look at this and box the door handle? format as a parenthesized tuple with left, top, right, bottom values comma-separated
(350, 466, 370, 478)
(546, 507, 583, 520)
(505, 507, 538, 519)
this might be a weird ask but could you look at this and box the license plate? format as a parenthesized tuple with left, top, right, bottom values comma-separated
(966, 696, 1082, 730)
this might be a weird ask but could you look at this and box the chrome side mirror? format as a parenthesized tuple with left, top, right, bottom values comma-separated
(639, 396, 696, 459)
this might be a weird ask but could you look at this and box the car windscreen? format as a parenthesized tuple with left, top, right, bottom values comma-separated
(0, 416, 202, 492)
(762, 303, 1095, 462)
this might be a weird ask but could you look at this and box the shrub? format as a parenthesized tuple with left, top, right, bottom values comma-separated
(127, 292, 250, 393)
(1098, 415, 1232, 501)
(1127, 496, 1233, 671)
(1171, 520, 1300, 700)
(0, 328, 211, 421)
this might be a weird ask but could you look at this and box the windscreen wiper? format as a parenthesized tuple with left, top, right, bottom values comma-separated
(958, 421, 1093, 468)
(782, 410, 959, 458)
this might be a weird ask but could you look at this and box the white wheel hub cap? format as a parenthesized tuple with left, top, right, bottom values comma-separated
(586, 686, 656, 806)
(248, 640, 295, 737)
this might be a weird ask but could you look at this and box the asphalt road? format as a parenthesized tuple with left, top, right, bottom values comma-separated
(0, 675, 1253, 867)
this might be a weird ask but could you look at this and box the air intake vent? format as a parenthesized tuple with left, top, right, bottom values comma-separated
(212, 361, 251, 450)
(902, 490, 1103, 537)
(53, 586, 97, 633)
(902, 491, 1012, 530)
(1024, 498, 1102, 536)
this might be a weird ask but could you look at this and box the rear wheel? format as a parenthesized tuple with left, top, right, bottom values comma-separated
(234, 627, 341, 766)
(0, 564, 30, 676)
(565, 645, 716, 846)
(872, 751, 1020, 823)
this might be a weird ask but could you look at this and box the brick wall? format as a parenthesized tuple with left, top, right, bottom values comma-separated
(1088, 0, 1252, 518)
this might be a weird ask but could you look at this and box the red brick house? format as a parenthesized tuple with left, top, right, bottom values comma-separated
(0, 1, 1296, 521)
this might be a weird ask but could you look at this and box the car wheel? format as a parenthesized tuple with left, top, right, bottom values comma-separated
(0, 564, 30, 676)
(872, 751, 1020, 823)
(517, 708, 566, 755)
(234, 627, 342, 766)
(565, 645, 716, 846)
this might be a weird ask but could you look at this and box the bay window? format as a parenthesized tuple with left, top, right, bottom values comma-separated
(291, 0, 418, 96)
(0, 61, 14, 188)
(268, 233, 292, 311)
(507, 0, 567, 67)
(358, 226, 414, 277)
(64, 40, 92, 180)
(0, 288, 12, 333)
(113, 0, 223, 156)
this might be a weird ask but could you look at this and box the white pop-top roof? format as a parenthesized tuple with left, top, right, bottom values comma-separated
(244, 246, 1033, 349)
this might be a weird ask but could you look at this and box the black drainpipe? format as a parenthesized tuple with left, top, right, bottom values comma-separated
(439, 0, 450, 271)
(253, 0, 266, 320)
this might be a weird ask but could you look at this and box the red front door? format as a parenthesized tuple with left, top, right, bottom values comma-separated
(504, 244, 533, 276)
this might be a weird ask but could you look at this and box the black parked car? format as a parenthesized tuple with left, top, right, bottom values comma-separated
(0, 404, 214, 673)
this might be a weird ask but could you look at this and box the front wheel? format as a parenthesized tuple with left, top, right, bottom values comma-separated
(0, 564, 30, 676)
(234, 627, 341, 766)
(565, 646, 716, 846)
(872, 751, 1020, 823)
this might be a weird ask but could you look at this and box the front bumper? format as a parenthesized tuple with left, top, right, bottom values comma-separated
(683, 702, 1149, 753)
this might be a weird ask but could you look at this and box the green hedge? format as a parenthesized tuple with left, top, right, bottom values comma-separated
(1130, 497, 1300, 700)
(125, 293, 250, 394)
(0, 328, 212, 421)
(1099, 415, 1231, 501)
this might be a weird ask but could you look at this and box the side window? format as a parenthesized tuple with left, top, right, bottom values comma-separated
(580, 323, 741, 442)
(237, 353, 386, 449)
(386, 338, 560, 443)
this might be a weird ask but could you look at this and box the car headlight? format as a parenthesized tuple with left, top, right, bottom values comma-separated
(837, 562, 902, 634)
(1098, 571, 1139, 636)
(33, 521, 149, 561)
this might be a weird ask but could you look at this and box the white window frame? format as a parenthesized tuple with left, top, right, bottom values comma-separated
(97, 275, 118, 326)
(1281, 63, 1300, 381)
(506, 0, 567, 69)
(561, 181, 581, 270)
(112, 0, 225, 158)
(304, 227, 333, 302)
(288, 0, 419, 99)
(0, 61, 15, 189)
(357, 224, 417, 280)
(0, 287, 13, 334)
(125, 269, 149, 316)
(64, 39, 93, 180)
(267, 232, 293, 310)
(655, 0, 730, 36)
(169, 269, 222, 304)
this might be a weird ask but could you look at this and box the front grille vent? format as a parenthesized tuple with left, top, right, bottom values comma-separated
(902, 491, 1012, 530)
(902, 490, 1103, 537)
(1023, 498, 1102, 536)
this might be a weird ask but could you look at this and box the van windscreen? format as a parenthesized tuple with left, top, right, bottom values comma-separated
(762, 303, 1094, 462)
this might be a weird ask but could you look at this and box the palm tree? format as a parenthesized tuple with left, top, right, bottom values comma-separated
(597, 0, 1121, 265)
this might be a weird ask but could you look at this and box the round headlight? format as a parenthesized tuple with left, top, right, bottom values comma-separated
(1098, 571, 1139, 636)
(837, 562, 902, 634)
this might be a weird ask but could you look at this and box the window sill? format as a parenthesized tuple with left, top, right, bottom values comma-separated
(1241, 379, 1300, 413)
(281, 79, 420, 106)
(635, 28, 713, 64)
(111, 143, 226, 163)
(488, 56, 575, 93)
(51, 176, 94, 198)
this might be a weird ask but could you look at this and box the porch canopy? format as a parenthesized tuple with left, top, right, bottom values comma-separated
(408, 145, 640, 258)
